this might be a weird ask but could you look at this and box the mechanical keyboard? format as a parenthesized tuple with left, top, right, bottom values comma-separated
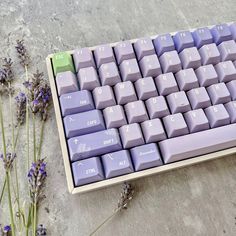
(46, 22, 236, 194)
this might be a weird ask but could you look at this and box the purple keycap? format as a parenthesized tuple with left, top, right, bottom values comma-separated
(119, 123, 144, 149)
(139, 54, 162, 77)
(163, 113, 189, 138)
(145, 96, 170, 119)
(60, 90, 94, 116)
(130, 143, 163, 171)
(68, 129, 122, 161)
(179, 47, 201, 69)
(187, 87, 211, 109)
(175, 68, 199, 91)
(155, 72, 179, 96)
(218, 40, 236, 61)
(192, 27, 213, 48)
(94, 44, 115, 68)
(226, 80, 236, 100)
(119, 59, 142, 82)
(133, 37, 155, 61)
(166, 91, 191, 114)
(215, 61, 236, 83)
(205, 104, 230, 128)
(199, 43, 220, 65)
(141, 119, 166, 143)
(73, 48, 95, 72)
(99, 62, 121, 86)
(72, 157, 104, 186)
(207, 83, 231, 105)
(153, 33, 175, 56)
(135, 77, 158, 100)
(101, 150, 134, 178)
(211, 24, 232, 45)
(184, 109, 209, 133)
(230, 23, 236, 40)
(195, 64, 218, 87)
(64, 109, 105, 138)
(159, 123, 236, 164)
(56, 71, 78, 96)
(173, 31, 194, 52)
(159, 50, 182, 73)
(225, 101, 236, 123)
(114, 41, 135, 64)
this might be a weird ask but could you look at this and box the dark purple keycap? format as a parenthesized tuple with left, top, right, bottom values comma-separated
(153, 33, 175, 56)
(159, 51, 182, 73)
(68, 129, 122, 161)
(159, 123, 236, 164)
(173, 31, 194, 52)
(227, 80, 236, 100)
(64, 109, 105, 138)
(218, 40, 236, 61)
(130, 143, 163, 171)
(211, 24, 232, 45)
(72, 157, 104, 186)
(134, 37, 155, 61)
(114, 41, 135, 64)
(199, 43, 220, 65)
(60, 90, 94, 116)
(230, 23, 236, 40)
(215, 61, 236, 83)
(101, 150, 134, 178)
(225, 101, 236, 123)
(94, 44, 115, 68)
(192, 27, 213, 48)
(179, 47, 201, 69)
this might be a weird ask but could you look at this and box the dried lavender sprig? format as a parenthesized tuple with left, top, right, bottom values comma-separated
(15, 92, 27, 125)
(36, 224, 47, 236)
(0, 153, 16, 171)
(15, 40, 30, 67)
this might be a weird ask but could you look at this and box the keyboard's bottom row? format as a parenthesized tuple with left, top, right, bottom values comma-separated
(71, 123, 236, 188)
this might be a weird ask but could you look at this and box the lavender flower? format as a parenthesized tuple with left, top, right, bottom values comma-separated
(0, 153, 16, 171)
(28, 159, 47, 204)
(117, 182, 134, 211)
(15, 92, 27, 125)
(0, 224, 11, 236)
(36, 224, 47, 236)
(15, 40, 30, 67)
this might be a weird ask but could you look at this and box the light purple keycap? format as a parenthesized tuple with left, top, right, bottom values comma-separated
(124, 100, 148, 124)
(179, 47, 201, 69)
(145, 96, 170, 119)
(64, 109, 105, 138)
(92, 86, 116, 109)
(192, 27, 213, 48)
(207, 83, 231, 105)
(60, 90, 94, 116)
(94, 44, 115, 68)
(155, 72, 179, 96)
(135, 77, 158, 100)
(195, 64, 218, 87)
(163, 113, 189, 138)
(187, 87, 211, 109)
(199, 43, 220, 65)
(205, 104, 230, 128)
(139, 54, 162, 77)
(119, 59, 142, 82)
(159, 123, 236, 164)
(99, 62, 121, 86)
(159, 51, 182, 73)
(230, 23, 236, 40)
(153, 33, 175, 56)
(103, 105, 127, 129)
(130, 143, 163, 171)
(215, 61, 236, 83)
(166, 91, 191, 114)
(73, 48, 95, 72)
(133, 37, 155, 61)
(119, 123, 144, 149)
(114, 41, 135, 64)
(184, 109, 209, 133)
(56, 71, 78, 96)
(211, 24, 232, 45)
(225, 101, 236, 123)
(175, 68, 199, 91)
(77, 67, 100, 90)
(218, 40, 236, 61)
(173, 31, 194, 52)
(101, 150, 133, 178)
(141, 119, 166, 143)
(226, 80, 236, 100)
(114, 81, 137, 105)
(68, 128, 122, 161)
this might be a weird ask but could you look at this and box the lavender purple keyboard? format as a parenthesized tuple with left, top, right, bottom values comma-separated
(50, 23, 236, 189)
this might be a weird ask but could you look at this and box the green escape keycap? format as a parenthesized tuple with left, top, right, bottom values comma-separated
(52, 52, 75, 75)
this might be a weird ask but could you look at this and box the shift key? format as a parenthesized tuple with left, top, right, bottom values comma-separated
(68, 129, 122, 161)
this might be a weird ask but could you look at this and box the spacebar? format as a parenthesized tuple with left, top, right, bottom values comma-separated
(159, 124, 236, 164)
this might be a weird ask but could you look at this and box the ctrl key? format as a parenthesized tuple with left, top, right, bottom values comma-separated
(72, 157, 104, 186)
